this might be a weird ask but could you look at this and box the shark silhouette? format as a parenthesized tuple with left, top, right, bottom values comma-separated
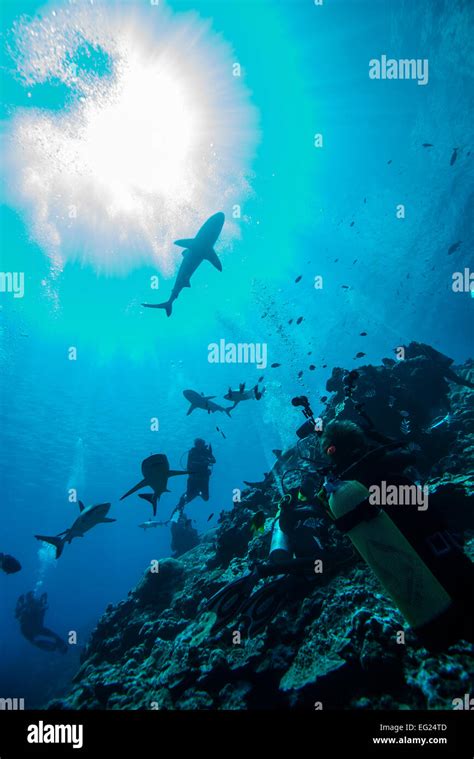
(142, 212, 224, 316)
(183, 389, 232, 417)
(224, 383, 265, 409)
(35, 501, 116, 559)
(120, 454, 188, 516)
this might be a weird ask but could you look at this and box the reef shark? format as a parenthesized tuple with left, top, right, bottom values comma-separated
(142, 212, 225, 317)
(35, 502, 116, 559)
(120, 454, 188, 516)
(183, 389, 233, 417)
(224, 382, 265, 409)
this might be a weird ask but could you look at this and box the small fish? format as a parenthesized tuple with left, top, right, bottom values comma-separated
(309, 364, 316, 371)
(354, 352, 366, 359)
(216, 426, 226, 439)
(334, 258, 339, 262)
(400, 410, 410, 418)
(296, 316, 303, 325)
(353, 259, 358, 264)
(320, 396, 328, 403)
(422, 143, 433, 147)
(427, 414, 451, 432)
(363, 198, 367, 203)
(250, 510, 266, 536)
(360, 331, 367, 336)
(400, 418, 411, 435)
(295, 275, 302, 283)
(341, 285, 350, 289)
(448, 241, 462, 255)
(0, 553, 22, 574)
(288, 319, 293, 325)
(322, 364, 327, 368)
(207, 512, 214, 522)
(450, 147, 458, 166)
(271, 363, 281, 368)
(364, 389, 376, 398)
(350, 221, 355, 227)
(258, 377, 264, 383)
(387, 159, 392, 164)
(297, 371, 303, 378)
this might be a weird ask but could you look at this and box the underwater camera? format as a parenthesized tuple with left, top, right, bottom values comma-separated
(292, 395, 320, 439)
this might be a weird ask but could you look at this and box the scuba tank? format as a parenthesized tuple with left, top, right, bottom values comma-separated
(269, 494, 292, 562)
(269, 521, 291, 562)
(327, 480, 453, 631)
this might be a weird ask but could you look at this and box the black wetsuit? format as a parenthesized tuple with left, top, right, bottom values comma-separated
(15, 593, 68, 653)
(185, 445, 216, 503)
(170, 515, 199, 558)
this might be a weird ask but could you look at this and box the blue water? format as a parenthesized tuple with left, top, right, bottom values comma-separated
(1, 0, 473, 707)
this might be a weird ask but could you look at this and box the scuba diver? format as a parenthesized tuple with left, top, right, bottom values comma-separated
(15, 592, 68, 654)
(319, 418, 474, 648)
(206, 476, 355, 636)
(170, 511, 200, 558)
(173, 439, 216, 516)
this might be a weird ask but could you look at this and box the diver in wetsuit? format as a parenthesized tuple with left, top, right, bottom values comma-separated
(170, 512, 199, 558)
(15, 592, 68, 653)
(206, 477, 355, 636)
(173, 439, 216, 515)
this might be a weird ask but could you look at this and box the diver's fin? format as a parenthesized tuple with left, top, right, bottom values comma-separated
(205, 248, 222, 272)
(168, 469, 189, 478)
(174, 238, 196, 248)
(186, 404, 196, 416)
(239, 577, 288, 637)
(34, 535, 65, 560)
(120, 479, 147, 501)
(206, 572, 256, 628)
(142, 301, 172, 317)
(78, 500, 85, 512)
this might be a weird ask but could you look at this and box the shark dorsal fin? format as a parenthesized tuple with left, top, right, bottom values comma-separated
(78, 500, 85, 512)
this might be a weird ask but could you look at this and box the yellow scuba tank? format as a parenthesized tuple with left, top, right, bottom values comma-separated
(328, 480, 452, 630)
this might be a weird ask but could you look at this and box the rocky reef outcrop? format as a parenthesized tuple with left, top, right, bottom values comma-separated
(50, 345, 474, 710)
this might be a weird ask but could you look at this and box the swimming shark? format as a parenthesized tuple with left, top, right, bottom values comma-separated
(139, 520, 167, 530)
(183, 389, 233, 417)
(142, 212, 225, 317)
(35, 502, 116, 559)
(224, 382, 265, 409)
(120, 454, 188, 516)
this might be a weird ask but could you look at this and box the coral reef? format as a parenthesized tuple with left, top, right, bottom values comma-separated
(50, 348, 474, 710)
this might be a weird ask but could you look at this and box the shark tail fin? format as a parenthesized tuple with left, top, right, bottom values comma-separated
(120, 478, 147, 501)
(142, 301, 172, 317)
(35, 535, 65, 560)
(225, 407, 233, 418)
(205, 248, 222, 272)
(139, 493, 159, 516)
